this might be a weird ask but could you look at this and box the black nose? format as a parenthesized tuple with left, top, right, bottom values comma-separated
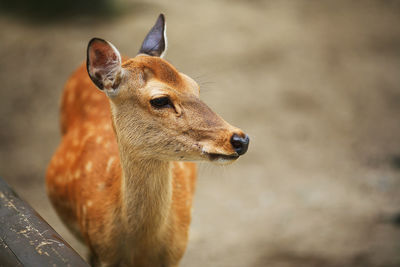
(230, 134, 249, 156)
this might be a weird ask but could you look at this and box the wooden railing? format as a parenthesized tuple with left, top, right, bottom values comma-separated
(0, 177, 89, 266)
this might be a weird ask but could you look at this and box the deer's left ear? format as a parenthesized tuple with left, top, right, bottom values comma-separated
(87, 38, 122, 92)
(138, 14, 167, 58)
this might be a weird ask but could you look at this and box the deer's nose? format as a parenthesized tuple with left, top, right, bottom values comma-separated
(230, 134, 249, 156)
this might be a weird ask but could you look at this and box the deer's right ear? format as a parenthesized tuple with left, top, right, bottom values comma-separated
(138, 14, 167, 58)
(87, 38, 122, 92)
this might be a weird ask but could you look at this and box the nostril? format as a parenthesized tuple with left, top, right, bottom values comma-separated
(230, 134, 250, 156)
(231, 134, 243, 149)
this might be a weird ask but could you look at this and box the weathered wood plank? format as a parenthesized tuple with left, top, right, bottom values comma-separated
(0, 236, 23, 266)
(0, 177, 89, 267)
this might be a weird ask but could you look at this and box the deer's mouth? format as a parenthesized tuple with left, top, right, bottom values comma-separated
(206, 152, 240, 163)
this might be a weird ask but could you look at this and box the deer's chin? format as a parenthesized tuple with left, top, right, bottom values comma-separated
(205, 152, 239, 165)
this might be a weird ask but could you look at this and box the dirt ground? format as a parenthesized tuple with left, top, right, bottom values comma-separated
(1, 0, 400, 266)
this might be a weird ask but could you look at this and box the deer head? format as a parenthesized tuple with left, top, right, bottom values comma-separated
(86, 14, 249, 164)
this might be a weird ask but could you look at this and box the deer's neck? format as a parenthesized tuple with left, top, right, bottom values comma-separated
(121, 151, 172, 235)
(115, 136, 173, 243)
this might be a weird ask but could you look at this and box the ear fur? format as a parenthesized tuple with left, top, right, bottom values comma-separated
(138, 14, 167, 58)
(87, 38, 122, 91)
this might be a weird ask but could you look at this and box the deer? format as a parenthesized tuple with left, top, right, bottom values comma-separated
(46, 14, 249, 267)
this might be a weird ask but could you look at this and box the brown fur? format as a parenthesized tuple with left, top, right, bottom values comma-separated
(46, 55, 245, 266)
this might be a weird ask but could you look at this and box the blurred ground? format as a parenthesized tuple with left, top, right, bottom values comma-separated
(1, 0, 400, 266)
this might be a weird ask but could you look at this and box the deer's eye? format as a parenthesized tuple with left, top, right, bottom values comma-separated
(150, 97, 173, 109)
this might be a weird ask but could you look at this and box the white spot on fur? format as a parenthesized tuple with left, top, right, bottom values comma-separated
(106, 156, 115, 173)
(104, 142, 111, 149)
(74, 169, 81, 179)
(178, 162, 185, 169)
(85, 161, 93, 172)
(97, 183, 105, 191)
(96, 136, 103, 144)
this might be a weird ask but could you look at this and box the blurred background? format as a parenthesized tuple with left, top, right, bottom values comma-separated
(1, 0, 400, 266)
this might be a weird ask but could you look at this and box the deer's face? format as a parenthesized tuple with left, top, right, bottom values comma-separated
(86, 15, 249, 164)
